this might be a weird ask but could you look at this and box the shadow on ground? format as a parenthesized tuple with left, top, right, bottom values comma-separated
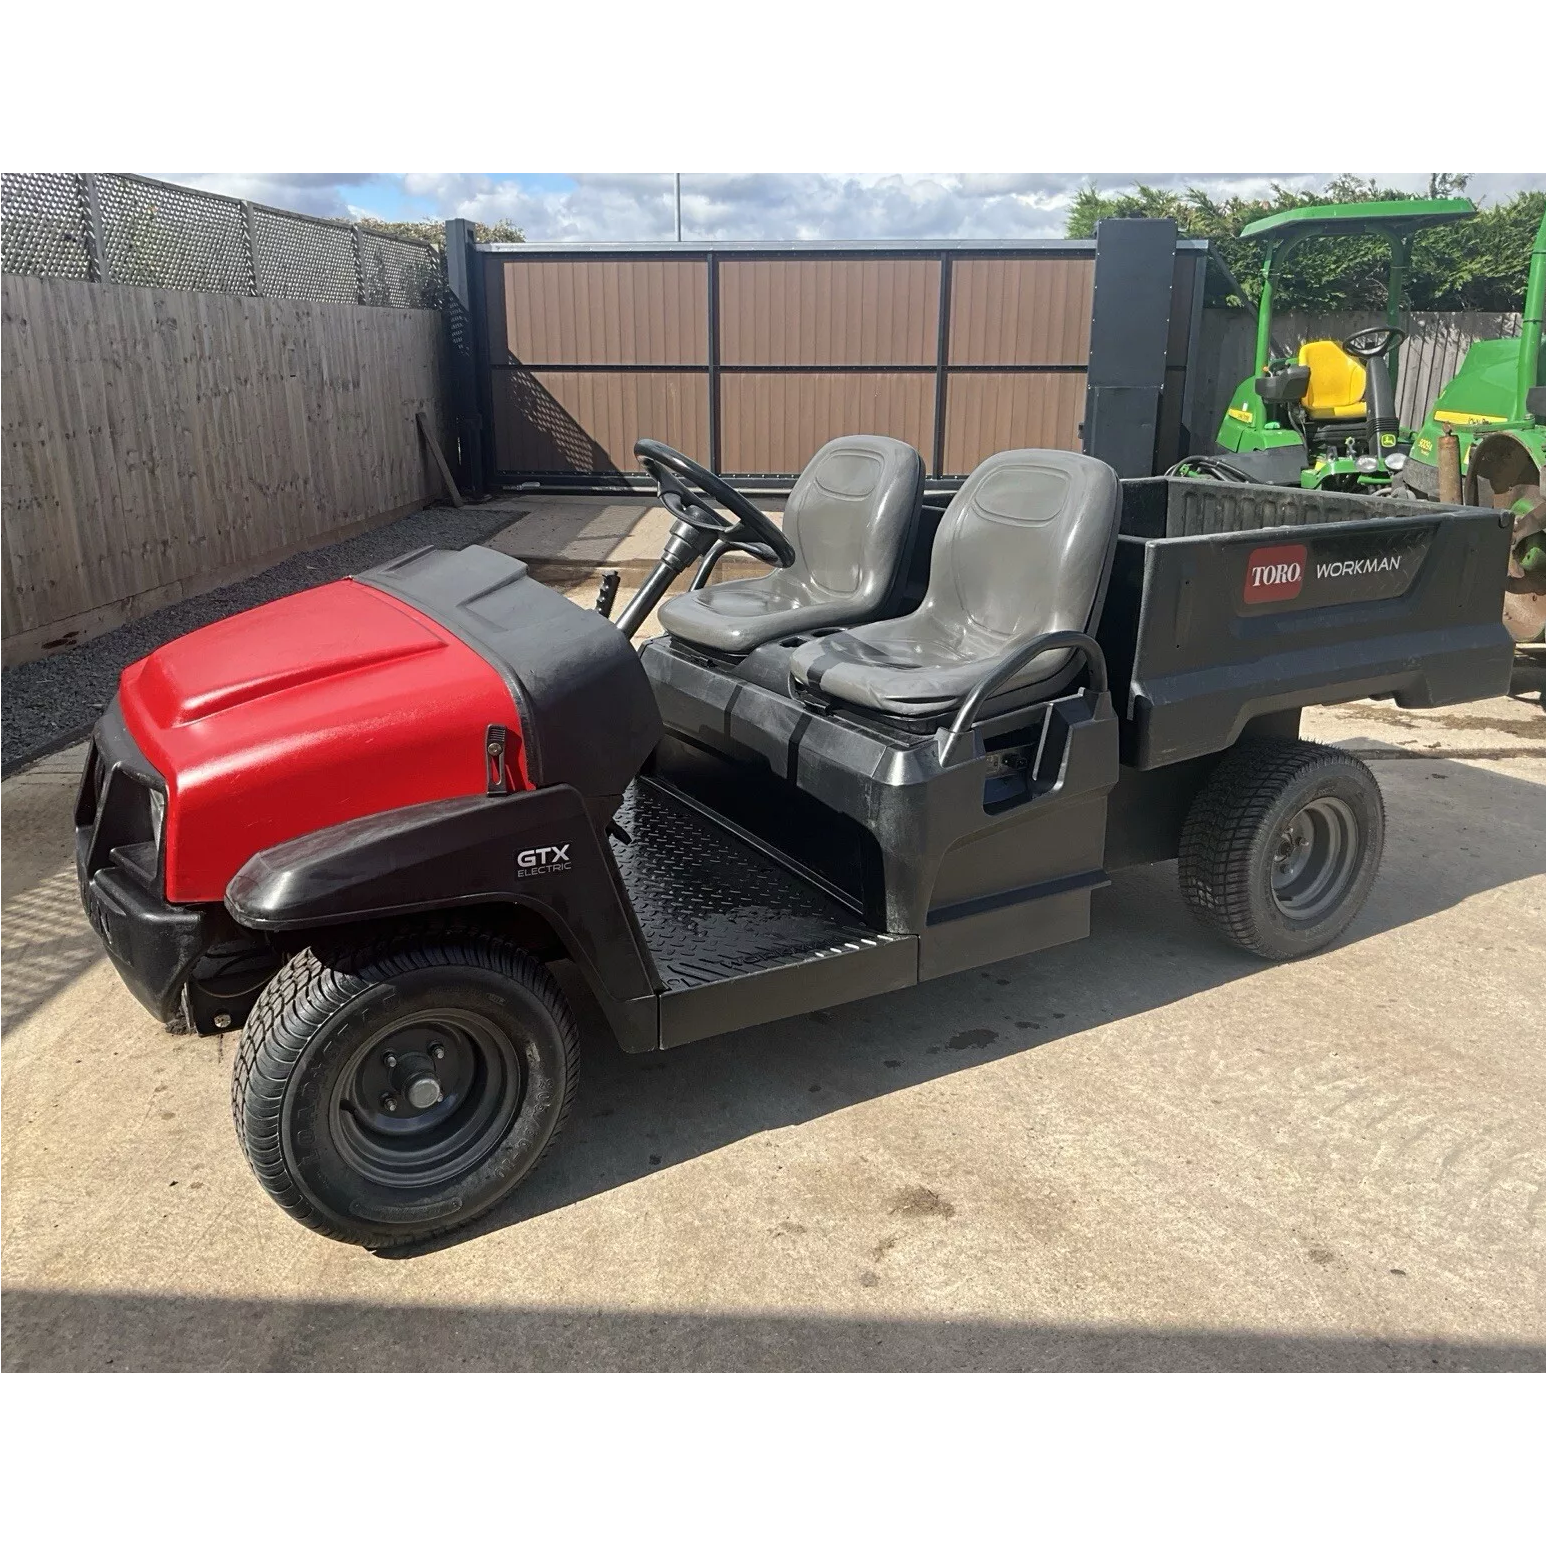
(372, 750, 1546, 1256)
(4, 1287, 1540, 1372)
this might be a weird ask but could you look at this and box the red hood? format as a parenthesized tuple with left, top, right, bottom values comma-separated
(119, 580, 528, 902)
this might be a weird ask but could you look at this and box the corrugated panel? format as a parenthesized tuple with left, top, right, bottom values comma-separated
(941, 372, 1086, 474)
(492, 370, 710, 474)
(948, 258, 1094, 365)
(488, 259, 709, 365)
(718, 259, 939, 366)
(719, 373, 935, 476)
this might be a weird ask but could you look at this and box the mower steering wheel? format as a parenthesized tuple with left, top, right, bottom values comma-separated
(1342, 326, 1406, 359)
(634, 439, 796, 568)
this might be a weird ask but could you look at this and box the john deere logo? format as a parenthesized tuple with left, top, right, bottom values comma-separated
(1243, 544, 1307, 604)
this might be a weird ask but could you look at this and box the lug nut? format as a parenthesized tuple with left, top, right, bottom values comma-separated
(382, 1094, 398, 1113)
(431, 1043, 445, 1060)
(383, 1052, 398, 1069)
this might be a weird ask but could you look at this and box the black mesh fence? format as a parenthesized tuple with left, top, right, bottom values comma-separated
(0, 173, 442, 308)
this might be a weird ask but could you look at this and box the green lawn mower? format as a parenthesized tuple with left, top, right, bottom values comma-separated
(1177, 198, 1545, 643)
(1400, 209, 1546, 643)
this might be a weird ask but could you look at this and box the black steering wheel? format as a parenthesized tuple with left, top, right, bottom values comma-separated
(1342, 325, 1406, 359)
(634, 439, 796, 567)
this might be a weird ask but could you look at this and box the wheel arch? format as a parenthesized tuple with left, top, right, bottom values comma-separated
(225, 788, 661, 1052)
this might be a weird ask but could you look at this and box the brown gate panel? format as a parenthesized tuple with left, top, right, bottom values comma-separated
(948, 257, 1094, 365)
(720, 373, 934, 477)
(487, 258, 708, 365)
(719, 259, 939, 365)
(472, 234, 1203, 484)
(941, 373, 1086, 475)
(492, 370, 710, 476)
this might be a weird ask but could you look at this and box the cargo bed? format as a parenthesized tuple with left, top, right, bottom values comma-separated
(1094, 478, 1515, 770)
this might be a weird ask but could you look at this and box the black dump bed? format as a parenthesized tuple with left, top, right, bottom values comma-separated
(1096, 478, 1516, 770)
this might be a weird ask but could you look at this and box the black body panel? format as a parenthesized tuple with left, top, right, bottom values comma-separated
(1097, 483, 1514, 770)
(73, 699, 236, 1023)
(359, 544, 662, 816)
(641, 639, 1119, 987)
(227, 784, 660, 1052)
(83, 866, 232, 1022)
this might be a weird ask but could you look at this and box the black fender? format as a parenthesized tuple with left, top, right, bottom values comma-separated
(225, 785, 660, 1051)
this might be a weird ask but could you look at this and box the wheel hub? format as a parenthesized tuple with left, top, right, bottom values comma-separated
(330, 1009, 525, 1189)
(1270, 795, 1361, 923)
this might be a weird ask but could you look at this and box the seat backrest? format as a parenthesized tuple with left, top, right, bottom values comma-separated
(913, 449, 1119, 652)
(769, 435, 924, 604)
(1297, 339, 1367, 417)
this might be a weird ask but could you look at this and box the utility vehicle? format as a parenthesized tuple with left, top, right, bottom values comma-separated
(76, 437, 1515, 1247)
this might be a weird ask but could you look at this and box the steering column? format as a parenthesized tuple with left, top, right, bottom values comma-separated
(613, 439, 796, 638)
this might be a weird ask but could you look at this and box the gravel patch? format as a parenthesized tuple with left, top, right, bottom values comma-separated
(2, 502, 526, 777)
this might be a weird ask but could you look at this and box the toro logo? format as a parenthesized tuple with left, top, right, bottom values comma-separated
(516, 843, 571, 878)
(1243, 543, 1307, 604)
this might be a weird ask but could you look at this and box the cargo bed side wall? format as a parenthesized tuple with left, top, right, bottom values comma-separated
(1116, 507, 1514, 769)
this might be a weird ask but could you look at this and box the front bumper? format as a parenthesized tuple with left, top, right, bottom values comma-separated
(76, 701, 228, 1023)
(82, 864, 229, 1022)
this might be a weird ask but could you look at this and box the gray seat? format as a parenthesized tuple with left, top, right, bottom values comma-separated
(657, 435, 924, 655)
(788, 449, 1119, 719)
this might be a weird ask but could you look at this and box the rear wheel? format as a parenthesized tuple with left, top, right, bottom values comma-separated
(231, 930, 578, 1249)
(1178, 739, 1385, 960)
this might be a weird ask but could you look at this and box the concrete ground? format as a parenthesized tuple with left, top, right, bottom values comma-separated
(2, 495, 1543, 1371)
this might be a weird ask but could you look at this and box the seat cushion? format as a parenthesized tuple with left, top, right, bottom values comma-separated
(1297, 339, 1367, 419)
(790, 449, 1119, 718)
(658, 435, 923, 654)
(656, 571, 877, 654)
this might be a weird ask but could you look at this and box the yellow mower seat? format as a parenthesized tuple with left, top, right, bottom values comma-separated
(1297, 339, 1367, 419)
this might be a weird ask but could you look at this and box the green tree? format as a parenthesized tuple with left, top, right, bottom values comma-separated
(356, 216, 524, 248)
(1065, 176, 1542, 312)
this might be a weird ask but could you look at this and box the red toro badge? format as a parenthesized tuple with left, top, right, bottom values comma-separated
(1243, 543, 1307, 604)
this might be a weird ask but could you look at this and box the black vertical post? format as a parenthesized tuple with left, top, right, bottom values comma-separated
(1082, 218, 1176, 476)
(707, 251, 722, 474)
(444, 217, 487, 497)
(931, 253, 953, 480)
(1176, 250, 1208, 460)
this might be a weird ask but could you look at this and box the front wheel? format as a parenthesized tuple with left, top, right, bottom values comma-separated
(1178, 739, 1385, 960)
(232, 930, 579, 1249)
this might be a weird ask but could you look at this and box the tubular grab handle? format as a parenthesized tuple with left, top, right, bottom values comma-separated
(946, 631, 1108, 743)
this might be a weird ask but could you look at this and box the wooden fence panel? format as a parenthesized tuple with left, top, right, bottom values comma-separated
(2, 274, 448, 663)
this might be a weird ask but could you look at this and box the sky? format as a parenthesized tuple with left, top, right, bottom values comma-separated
(157, 172, 1546, 242)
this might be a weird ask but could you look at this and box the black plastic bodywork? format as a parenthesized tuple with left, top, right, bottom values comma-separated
(82, 475, 1515, 1055)
(1099, 479, 1514, 769)
(74, 702, 235, 1022)
(227, 784, 661, 1051)
(359, 544, 662, 822)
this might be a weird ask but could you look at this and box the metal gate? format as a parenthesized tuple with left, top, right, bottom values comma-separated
(447, 222, 1212, 490)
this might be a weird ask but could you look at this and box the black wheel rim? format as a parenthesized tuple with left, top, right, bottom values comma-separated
(1270, 795, 1361, 923)
(329, 1009, 524, 1189)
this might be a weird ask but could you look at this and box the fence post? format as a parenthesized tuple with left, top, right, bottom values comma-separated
(243, 201, 264, 296)
(351, 223, 366, 304)
(444, 218, 486, 496)
(81, 174, 109, 284)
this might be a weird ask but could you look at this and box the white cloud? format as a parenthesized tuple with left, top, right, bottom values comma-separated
(155, 171, 1546, 242)
(154, 173, 364, 217)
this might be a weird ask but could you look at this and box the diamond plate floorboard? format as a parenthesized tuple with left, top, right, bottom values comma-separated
(611, 779, 895, 993)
